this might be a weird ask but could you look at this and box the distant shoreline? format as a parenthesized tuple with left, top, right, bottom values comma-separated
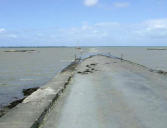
(1, 46, 167, 48)
(147, 48, 167, 50)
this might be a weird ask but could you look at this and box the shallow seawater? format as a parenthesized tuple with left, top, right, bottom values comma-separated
(0, 47, 77, 107)
(0, 46, 167, 108)
(95, 46, 167, 71)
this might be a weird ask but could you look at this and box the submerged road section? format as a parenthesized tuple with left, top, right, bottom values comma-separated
(41, 55, 167, 128)
(1, 55, 167, 128)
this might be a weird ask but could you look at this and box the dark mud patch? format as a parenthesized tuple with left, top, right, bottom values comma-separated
(90, 63, 97, 66)
(86, 63, 97, 67)
(86, 65, 91, 68)
(0, 87, 39, 118)
(91, 68, 95, 71)
(84, 69, 93, 73)
(7, 98, 25, 109)
(4, 50, 37, 53)
(77, 69, 93, 75)
(77, 63, 98, 75)
(156, 70, 167, 75)
(149, 69, 167, 75)
(23, 87, 39, 96)
(78, 69, 93, 74)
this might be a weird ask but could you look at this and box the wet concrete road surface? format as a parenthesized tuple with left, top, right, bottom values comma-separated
(41, 56, 167, 128)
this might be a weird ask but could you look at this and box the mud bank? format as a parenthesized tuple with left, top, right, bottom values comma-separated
(4, 50, 37, 53)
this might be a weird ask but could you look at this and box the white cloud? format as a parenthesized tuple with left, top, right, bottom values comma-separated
(84, 0, 98, 7)
(95, 22, 120, 27)
(1, 18, 167, 46)
(7, 34, 18, 38)
(0, 28, 6, 33)
(58, 18, 167, 44)
(113, 2, 130, 8)
(0, 28, 18, 39)
(94, 1, 130, 10)
(134, 19, 167, 40)
(144, 19, 167, 31)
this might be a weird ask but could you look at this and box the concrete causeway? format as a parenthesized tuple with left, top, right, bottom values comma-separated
(1, 55, 167, 128)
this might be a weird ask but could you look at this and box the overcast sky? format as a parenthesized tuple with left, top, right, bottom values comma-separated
(0, 0, 167, 46)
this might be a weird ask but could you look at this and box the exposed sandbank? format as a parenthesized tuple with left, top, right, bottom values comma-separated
(4, 49, 38, 53)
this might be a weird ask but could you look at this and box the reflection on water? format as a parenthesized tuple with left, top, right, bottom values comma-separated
(0, 46, 167, 108)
